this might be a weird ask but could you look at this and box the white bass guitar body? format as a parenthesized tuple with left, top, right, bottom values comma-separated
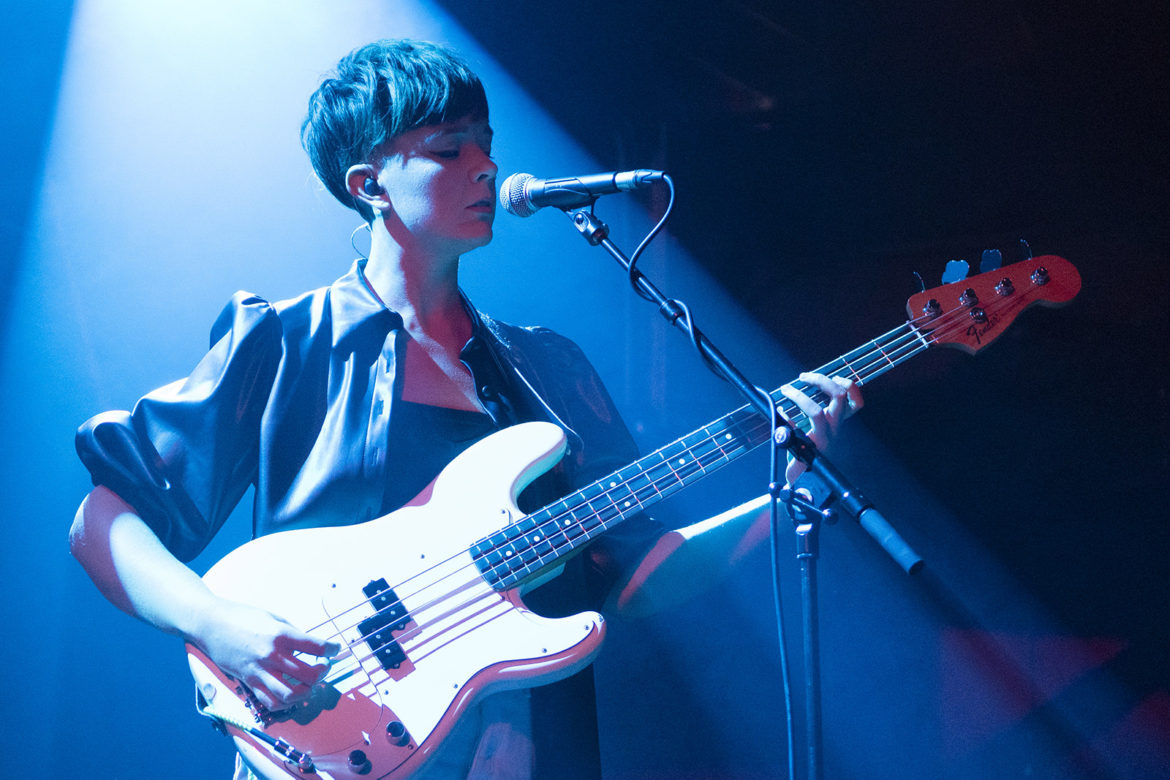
(188, 421, 604, 779)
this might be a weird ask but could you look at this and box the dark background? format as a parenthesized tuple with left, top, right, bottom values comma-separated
(3, 1, 1167, 777)
(432, 1, 1170, 777)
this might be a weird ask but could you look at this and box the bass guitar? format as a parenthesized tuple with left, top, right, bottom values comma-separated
(188, 254, 1080, 778)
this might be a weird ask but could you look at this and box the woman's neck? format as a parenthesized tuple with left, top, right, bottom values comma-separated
(363, 229, 470, 349)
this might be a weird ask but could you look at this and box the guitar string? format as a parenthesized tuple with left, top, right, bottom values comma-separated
(305, 282, 1043, 681)
(315, 310, 920, 636)
(310, 391, 827, 680)
(312, 287, 1035, 683)
(308, 339, 876, 650)
(307, 287, 1033, 682)
(353, 282, 1012, 615)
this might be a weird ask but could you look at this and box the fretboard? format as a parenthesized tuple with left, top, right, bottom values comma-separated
(467, 254, 1077, 589)
(470, 319, 930, 589)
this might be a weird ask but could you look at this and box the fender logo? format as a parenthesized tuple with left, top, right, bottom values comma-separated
(966, 312, 1002, 344)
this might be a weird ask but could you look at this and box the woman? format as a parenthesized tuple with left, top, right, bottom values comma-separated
(70, 40, 860, 778)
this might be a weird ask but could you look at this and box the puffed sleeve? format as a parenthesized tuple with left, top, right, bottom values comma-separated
(75, 292, 282, 562)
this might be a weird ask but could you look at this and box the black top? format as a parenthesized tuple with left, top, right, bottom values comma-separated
(381, 400, 497, 512)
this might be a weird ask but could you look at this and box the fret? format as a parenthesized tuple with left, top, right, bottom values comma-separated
(574, 482, 606, 502)
(717, 420, 758, 455)
(624, 468, 661, 500)
(642, 459, 678, 491)
(605, 479, 640, 515)
(615, 463, 648, 494)
(652, 441, 689, 475)
(648, 477, 690, 503)
(547, 497, 572, 518)
(536, 509, 572, 551)
(909, 322, 931, 350)
(732, 408, 772, 446)
(527, 530, 556, 561)
(677, 458, 706, 482)
(838, 354, 862, 383)
(584, 504, 617, 531)
(678, 428, 709, 451)
(717, 430, 751, 459)
(613, 474, 658, 518)
(516, 542, 541, 568)
(869, 338, 895, 370)
(688, 433, 726, 466)
(496, 540, 524, 581)
(699, 423, 724, 451)
(667, 449, 705, 481)
(580, 492, 615, 523)
(473, 545, 505, 574)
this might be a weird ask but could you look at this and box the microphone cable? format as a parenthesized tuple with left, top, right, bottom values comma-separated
(616, 172, 798, 777)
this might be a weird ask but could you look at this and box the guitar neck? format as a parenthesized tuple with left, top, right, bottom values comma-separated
(471, 319, 928, 589)
(471, 253, 1080, 588)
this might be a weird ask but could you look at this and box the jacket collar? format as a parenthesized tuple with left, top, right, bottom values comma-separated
(326, 259, 583, 454)
(328, 258, 492, 350)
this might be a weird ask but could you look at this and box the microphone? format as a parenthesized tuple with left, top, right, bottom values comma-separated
(499, 169, 664, 217)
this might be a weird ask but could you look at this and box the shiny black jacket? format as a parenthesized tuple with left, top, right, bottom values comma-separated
(76, 260, 656, 585)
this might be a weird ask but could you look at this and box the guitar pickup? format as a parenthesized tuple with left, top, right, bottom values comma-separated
(358, 578, 412, 671)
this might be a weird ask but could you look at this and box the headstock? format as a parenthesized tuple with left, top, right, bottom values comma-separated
(906, 255, 1081, 354)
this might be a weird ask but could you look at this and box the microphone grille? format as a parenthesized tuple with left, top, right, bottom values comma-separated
(499, 172, 537, 218)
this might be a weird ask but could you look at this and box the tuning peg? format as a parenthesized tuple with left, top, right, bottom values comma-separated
(941, 259, 969, 285)
(980, 249, 1002, 272)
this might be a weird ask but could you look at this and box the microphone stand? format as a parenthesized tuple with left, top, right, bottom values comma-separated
(562, 206, 922, 780)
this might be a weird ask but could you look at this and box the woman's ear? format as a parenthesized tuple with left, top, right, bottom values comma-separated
(345, 163, 390, 217)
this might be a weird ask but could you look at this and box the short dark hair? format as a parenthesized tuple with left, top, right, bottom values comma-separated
(301, 40, 489, 222)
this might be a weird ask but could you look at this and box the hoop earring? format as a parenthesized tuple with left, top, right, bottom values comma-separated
(350, 221, 371, 260)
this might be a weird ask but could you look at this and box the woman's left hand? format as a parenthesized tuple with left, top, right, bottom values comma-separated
(779, 371, 864, 482)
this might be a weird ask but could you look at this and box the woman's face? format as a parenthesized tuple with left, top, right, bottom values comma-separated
(373, 116, 498, 257)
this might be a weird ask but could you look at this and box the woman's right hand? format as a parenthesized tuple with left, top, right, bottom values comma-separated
(71, 487, 341, 711)
(192, 599, 341, 711)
